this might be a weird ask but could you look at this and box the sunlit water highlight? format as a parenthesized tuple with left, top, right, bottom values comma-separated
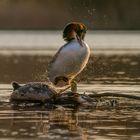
(0, 30, 140, 49)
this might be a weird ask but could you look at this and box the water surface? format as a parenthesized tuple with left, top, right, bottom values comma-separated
(0, 83, 140, 140)
(0, 31, 140, 140)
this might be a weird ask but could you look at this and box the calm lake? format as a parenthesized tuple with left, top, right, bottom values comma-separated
(0, 31, 140, 140)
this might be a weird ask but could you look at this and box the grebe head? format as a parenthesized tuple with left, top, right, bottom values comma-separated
(63, 22, 87, 42)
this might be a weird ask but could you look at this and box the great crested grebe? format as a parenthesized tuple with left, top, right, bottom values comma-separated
(47, 22, 90, 92)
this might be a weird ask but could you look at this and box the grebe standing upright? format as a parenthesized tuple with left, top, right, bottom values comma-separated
(47, 22, 90, 92)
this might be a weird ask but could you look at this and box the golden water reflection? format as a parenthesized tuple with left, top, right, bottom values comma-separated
(0, 98, 140, 140)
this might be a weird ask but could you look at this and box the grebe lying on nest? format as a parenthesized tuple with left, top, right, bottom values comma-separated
(10, 81, 97, 106)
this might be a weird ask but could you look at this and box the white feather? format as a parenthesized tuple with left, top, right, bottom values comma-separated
(48, 39, 90, 86)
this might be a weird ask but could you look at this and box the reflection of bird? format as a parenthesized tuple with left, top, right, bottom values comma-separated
(47, 22, 90, 92)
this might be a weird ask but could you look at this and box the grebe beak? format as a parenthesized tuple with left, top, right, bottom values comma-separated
(76, 34, 83, 47)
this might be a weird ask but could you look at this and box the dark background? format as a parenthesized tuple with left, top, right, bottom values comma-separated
(0, 0, 140, 30)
